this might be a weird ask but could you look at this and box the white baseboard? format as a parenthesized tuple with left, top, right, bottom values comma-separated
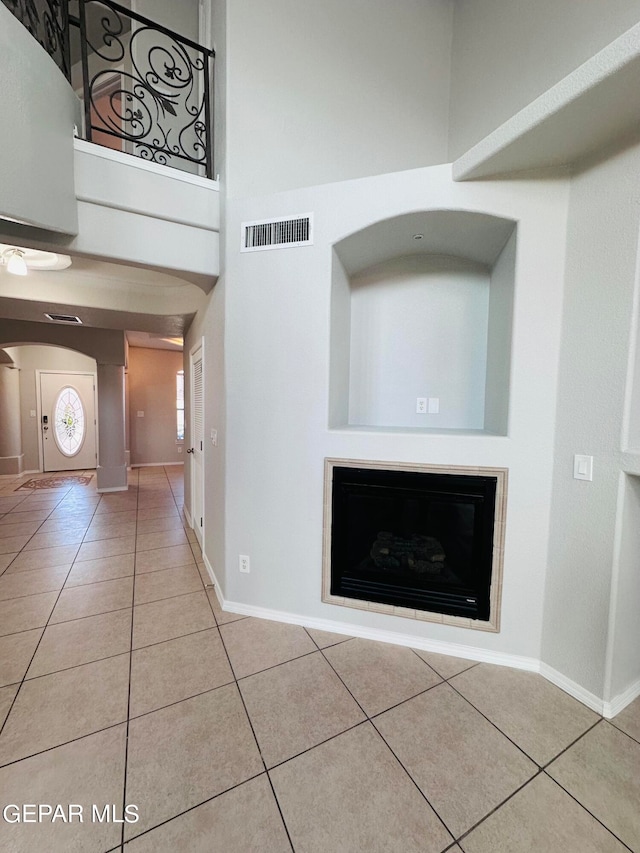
(603, 677, 640, 719)
(202, 553, 224, 608)
(208, 589, 638, 718)
(217, 595, 540, 672)
(97, 485, 129, 493)
(538, 663, 604, 715)
(183, 506, 193, 528)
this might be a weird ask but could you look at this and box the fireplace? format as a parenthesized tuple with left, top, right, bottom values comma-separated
(322, 460, 507, 631)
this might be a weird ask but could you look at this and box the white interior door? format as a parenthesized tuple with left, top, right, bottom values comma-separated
(190, 344, 204, 547)
(39, 372, 97, 472)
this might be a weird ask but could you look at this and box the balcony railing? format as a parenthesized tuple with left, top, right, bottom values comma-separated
(1, 0, 70, 79)
(3, 0, 214, 178)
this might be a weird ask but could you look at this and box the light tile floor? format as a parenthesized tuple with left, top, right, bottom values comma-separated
(0, 465, 639, 852)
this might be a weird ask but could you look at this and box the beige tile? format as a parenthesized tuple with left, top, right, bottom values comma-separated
(5, 544, 79, 573)
(0, 592, 58, 637)
(123, 774, 290, 853)
(85, 510, 133, 530)
(240, 651, 365, 767)
(450, 664, 600, 765)
(37, 518, 89, 535)
(612, 694, 640, 743)
(135, 544, 195, 573)
(0, 520, 41, 539)
(132, 591, 215, 649)
(95, 497, 138, 515)
(50, 577, 133, 624)
(0, 684, 18, 727)
(135, 505, 180, 521)
(205, 588, 247, 625)
(0, 552, 18, 572)
(133, 563, 203, 605)
(0, 629, 42, 687)
(0, 654, 130, 765)
(324, 638, 442, 716)
(129, 628, 233, 717)
(75, 535, 136, 562)
(135, 528, 189, 552)
(136, 515, 185, 535)
(375, 683, 537, 837)
(125, 685, 263, 837)
(1, 509, 50, 523)
(460, 774, 628, 853)
(412, 648, 478, 679)
(27, 609, 132, 678)
(0, 534, 32, 554)
(306, 627, 353, 648)
(0, 726, 126, 853)
(83, 521, 137, 542)
(271, 722, 452, 853)
(23, 528, 86, 550)
(0, 565, 69, 601)
(220, 618, 316, 679)
(65, 553, 135, 587)
(547, 721, 640, 850)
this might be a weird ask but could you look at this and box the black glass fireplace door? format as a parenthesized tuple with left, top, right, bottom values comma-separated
(330, 468, 497, 621)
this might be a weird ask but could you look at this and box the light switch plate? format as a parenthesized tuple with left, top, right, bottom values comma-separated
(428, 397, 440, 414)
(573, 454, 593, 481)
(137, 411, 144, 418)
(211, 428, 217, 446)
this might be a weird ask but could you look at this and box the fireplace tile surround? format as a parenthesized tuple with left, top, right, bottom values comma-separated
(322, 458, 508, 633)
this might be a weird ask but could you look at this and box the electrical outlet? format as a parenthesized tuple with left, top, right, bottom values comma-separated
(177, 446, 183, 453)
(416, 397, 427, 414)
(239, 554, 250, 573)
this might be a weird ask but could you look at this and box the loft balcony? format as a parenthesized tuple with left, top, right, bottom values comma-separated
(0, 0, 219, 287)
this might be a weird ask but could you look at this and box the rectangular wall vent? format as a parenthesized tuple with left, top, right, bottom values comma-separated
(45, 313, 83, 324)
(241, 214, 313, 252)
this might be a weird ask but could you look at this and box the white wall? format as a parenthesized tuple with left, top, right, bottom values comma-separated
(541, 140, 640, 699)
(0, 4, 78, 234)
(218, 164, 569, 664)
(5, 346, 97, 472)
(449, 0, 640, 158)
(347, 255, 490, 430)
(225, 0, 453, 197)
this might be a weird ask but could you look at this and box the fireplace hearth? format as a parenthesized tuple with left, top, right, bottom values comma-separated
(323, 460, 507, 631)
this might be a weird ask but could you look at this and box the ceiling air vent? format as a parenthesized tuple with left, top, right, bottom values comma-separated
(241, 214, 313, 252)
(45, 313, 83, 324)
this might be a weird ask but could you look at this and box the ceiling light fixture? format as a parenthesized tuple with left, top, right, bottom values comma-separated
(5, 249, 27, 276)
(0, 243, 72, 275)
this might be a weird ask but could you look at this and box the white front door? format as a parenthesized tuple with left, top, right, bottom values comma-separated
(190, 344, 204, 547)
(39, 372, 97, 472)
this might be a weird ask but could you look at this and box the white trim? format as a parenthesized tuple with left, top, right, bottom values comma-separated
(96, 485, 128, 493)
(189, 338, 205, 551)
(183, 505, 193, 528)
(538, 663, 604, 716)
(74, 139, 219, 190)
(203, 552, 223, 607)
(603, 677, 640, 719)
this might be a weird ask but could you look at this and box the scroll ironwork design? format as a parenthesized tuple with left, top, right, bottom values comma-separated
(1, 0, 70, 80)
(77, 0, 213, 177)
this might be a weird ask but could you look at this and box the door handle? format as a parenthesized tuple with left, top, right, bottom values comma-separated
(186, 448, 194, 454)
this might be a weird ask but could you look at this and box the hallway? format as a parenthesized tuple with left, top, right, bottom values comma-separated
(0, 466, 639, 852)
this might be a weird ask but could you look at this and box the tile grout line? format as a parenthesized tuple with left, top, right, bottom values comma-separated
(121, 465, 141, 850)
(0, 477, 104, 744)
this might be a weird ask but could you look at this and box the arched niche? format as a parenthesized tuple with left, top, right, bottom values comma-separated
(329, 210, 516, 434)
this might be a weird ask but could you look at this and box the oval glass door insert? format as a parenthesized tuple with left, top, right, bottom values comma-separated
(53, 386, 86, 457)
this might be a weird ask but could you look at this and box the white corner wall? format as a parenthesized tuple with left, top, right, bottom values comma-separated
(219, 164, 569, 667)
(541, 140, 640, 701)
(0, 5, 78, 234)
(226, 0, 453, 197)
(449, 0, 640, 159)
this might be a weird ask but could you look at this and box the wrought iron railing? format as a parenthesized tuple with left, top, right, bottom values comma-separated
(1, 0, 70, 80)
(3, 0, 214, 178)
(70, 0, 214, 178)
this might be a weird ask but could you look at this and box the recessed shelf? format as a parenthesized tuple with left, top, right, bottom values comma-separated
(329, 211, 516, 435)
(453, 22, 640, 181)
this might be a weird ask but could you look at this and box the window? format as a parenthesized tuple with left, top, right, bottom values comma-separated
(176, 370, 185, 441)
(54, 386, 86, 456)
